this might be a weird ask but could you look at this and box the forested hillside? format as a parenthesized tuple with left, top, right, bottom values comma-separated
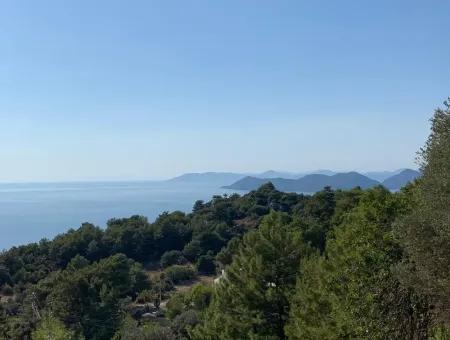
(1, 100, 450, 339)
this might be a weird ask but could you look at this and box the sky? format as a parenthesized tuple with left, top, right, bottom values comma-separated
(1, 0, 449, 182)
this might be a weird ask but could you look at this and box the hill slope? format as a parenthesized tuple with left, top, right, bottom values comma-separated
(382, 169, 420, 189)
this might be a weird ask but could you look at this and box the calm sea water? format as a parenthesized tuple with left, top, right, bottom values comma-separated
(0, 181, 244, 251)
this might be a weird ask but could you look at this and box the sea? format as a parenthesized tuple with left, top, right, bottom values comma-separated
(0, 181, 244, 251)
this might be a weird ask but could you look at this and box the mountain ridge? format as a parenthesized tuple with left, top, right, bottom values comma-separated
(164, 169, 420, 191)
(223, 172, 379, 192)
(223, 169, 420, 192)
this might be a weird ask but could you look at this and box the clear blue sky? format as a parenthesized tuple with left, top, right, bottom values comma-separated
(1, 0, 449, 181)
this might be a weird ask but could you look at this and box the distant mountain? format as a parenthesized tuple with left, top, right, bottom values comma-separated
(166, 169, 418, 190)
(165, 170, 336, 186)
(382, 169, 420, 189)
(224, 172, 379, 192)
(166, 172, 245, 186)
(363, 169, 406, 182)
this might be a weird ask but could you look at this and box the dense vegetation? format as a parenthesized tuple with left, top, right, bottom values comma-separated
(1, 99, 450, 339)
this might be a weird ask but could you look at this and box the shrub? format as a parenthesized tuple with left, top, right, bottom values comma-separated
(248, 204, 270, 216)
(171, 310, 199, 338)
(182, 240, 202, 262)
(1, 284, 13, 296)
(189, 283, 214, 310)
(165, 293, 186, 319)
(196, 254, 216, 275)
(195, 231, 226, 254)
(136, 289, 153, 304)
(0, 266, 11, 286)
(160, 250, 186, 268)
(164, 265, 196, 284)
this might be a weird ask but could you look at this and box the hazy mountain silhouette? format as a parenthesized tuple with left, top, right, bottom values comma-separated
(166, 169, 419, 190)
(223, 172, 379, 192)
(382, 169, 421, 189)
(166, 172, 245, 185)
(363, 169, 406, 182)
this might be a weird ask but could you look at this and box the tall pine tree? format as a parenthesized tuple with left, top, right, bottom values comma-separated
(191, 211, 308, 340)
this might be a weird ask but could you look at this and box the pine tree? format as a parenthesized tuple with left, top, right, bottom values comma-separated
(191, 211, 308, 340)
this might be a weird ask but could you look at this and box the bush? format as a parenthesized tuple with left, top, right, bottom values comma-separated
(189, 283, 213, 310)
(113, 316, 176, 340)
(0, 266, 11, 286)
(164, 265, 196, 284)
(136, 289, 153, 304)
(182, 240, 202, 262)
(1, 284, 13, 296)
(160, 250, 186, 268)
(171, 310, 199, 338)
(248, 204, 270, 216)
(165, 293, 186, 319)
(196, 231, 226, 254)
(216, 237, 241, 267)
(196, 254, 216, 275)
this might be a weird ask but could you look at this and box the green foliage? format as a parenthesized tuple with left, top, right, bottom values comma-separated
(172, 310, 199, 338)
(192, 211, 307, 339)
(164, 265, 197, 284)
(1, 283, 13, 296)
(0, 304, 8, 339)
(136, 289, 153, 304)
(215, 236, 241, 267)
(430, 324, 450, 339)
(104, 216, 153, 261)
(286, 187, 431, 339)
(293, 186, 336, 252)
(166, 283, 213, 320)
(32, 314, 80, 340)
(182, 231, 226, 263)
(182, 240, 203, 262)
(160, 250, 187, 268)
(0, 265, 11, 286)
(195, 231, 226, 255)
(44, 254, 149, 340)
(189, 284, 214, 311)
(66, 255, 90, 271)
(4, 147, 447, 340)
(166, 292, 186, 319)
(112, 316, 176, 340)
(396, 99, 450, 322)
(153, 211, 192, 256)
(196, 254, 216, 275)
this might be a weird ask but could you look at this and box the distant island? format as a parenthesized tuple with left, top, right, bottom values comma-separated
(164, 169, 420, 192)
(222, 169, 420, 192)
